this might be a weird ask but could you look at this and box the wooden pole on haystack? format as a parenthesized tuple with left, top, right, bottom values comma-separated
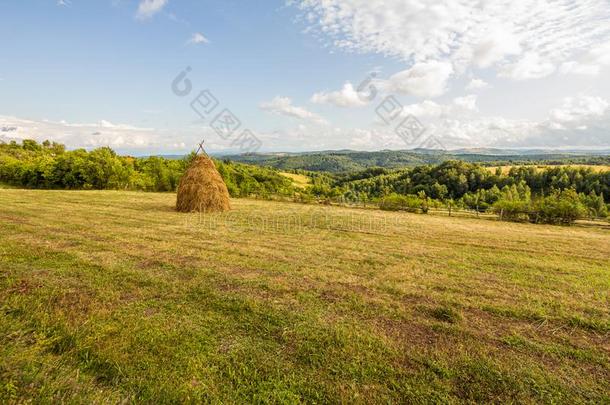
(195, 139, 208, 157)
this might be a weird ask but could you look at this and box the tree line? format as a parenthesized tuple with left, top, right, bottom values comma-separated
(0, 140, 295, 198)
(1, 140, 608, 224)
(298, 161, 610, 223)
(227, 149, 610, 173)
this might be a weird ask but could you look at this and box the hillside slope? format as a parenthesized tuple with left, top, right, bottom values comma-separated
(1, 190, 609, 402)
(224, 149, 610, 172)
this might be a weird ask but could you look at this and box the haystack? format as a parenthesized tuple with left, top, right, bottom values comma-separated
(176, 155, 231, 213)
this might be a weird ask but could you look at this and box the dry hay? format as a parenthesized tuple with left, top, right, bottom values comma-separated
(176, 155, 231, 213)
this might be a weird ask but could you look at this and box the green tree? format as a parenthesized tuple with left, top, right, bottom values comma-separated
(533, 189, 587, 224)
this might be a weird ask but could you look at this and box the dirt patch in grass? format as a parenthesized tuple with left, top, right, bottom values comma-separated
(0, 214, 30, 225)
(7, 280, 38, 295)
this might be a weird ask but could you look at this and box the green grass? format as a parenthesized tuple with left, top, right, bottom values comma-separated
(1, 189, 609, 403)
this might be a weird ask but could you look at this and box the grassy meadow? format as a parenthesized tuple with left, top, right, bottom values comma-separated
(1, 189, 609, 403)
(279, 172, 311, 189)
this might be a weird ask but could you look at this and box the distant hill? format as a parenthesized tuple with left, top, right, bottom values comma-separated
(222, 149, 610, 173)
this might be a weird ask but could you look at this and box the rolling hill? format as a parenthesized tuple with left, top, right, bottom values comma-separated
(221, 149, 610, 172)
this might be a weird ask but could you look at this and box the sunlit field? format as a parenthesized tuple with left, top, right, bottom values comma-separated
(486, 164, 610, 174)
(1, 189, 609, 403)
(279, 172, 312, 189)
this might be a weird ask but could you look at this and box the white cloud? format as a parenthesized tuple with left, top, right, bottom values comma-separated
(136, 0, 168, 20)
(289, 1, 610, 149)
(311, 82, 368, 107)
(400, 100, 445, 119)
(187, 32, 209, 45)
(587, 42, 610, 66)
(452, 95, 478, 112)
(378, 94, 610, 148)
(549, 96, 609, 123)
(0, 116, 259, 154)
(293, 0, 610, 81)
(429, 117, 539, 147)
(384, 61, 453, 98)
(499, 52, 556, 80)
(465, 78, 489, 91)
(313, 61, 453, 106)
(435, 95, 610, 148)
(260, 96, 328, 125)
(559, 42, 610, 76)
(57, 0, 71, 6)
(0, 115, 165, 151)
(471, 27, 522, 69)
(270, 94, 610, 150)
(559, 61, 600, 76)
(400, 95, 478, 120)
(258, 125, 419, 151)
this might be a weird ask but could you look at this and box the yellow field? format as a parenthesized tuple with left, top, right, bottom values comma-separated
(486, 164, 610, 174)
(280, 171, 312, 188)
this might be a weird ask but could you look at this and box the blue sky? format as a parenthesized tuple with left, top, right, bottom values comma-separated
(1, 0, 610, 154)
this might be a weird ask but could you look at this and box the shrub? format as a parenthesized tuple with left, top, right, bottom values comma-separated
(492, 182, 532, 221)
(492, 199, 530, 222)
(532, 189, 587, 225)
(379, 193, 423, 212)
(581, 191, 608, 218)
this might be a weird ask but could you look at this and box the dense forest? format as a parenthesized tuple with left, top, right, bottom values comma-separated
(326, 162, 610, 202)
(1, 140, 609, 224)
(305, 162, 609, 222)
(225, 149, 610, 173)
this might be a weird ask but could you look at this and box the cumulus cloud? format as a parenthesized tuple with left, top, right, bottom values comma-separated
(400, 95, 478, 120)
(260, 96, 328, 125)
(187, 32, 209, 45)
(383, 61, 453, 98)
(0, 116, 268, 154)
(362, 110, 536, 149)
(448, 96, 610, 148)
(559, 61, 600, 76)
(471, 27, 522, 68)
(293, 0, 610, 81)
(429, 117, 539, 147)
(259, 125, 420, 151)
(499, 52, 556, 80)
(587, 42, 610, 67)
(311, 82, 369, 107)
(0, 115, 169, 152)
(313, 61, 454, 104)
(136, 0, 168, 20)
(465, 78, 489, 91)
(452, 95, 478, 112)
(549, 96, 609, 124)
(560, 42, 610, 76)
(400, 101, 445, 119)
(377, 94, 610, 149)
